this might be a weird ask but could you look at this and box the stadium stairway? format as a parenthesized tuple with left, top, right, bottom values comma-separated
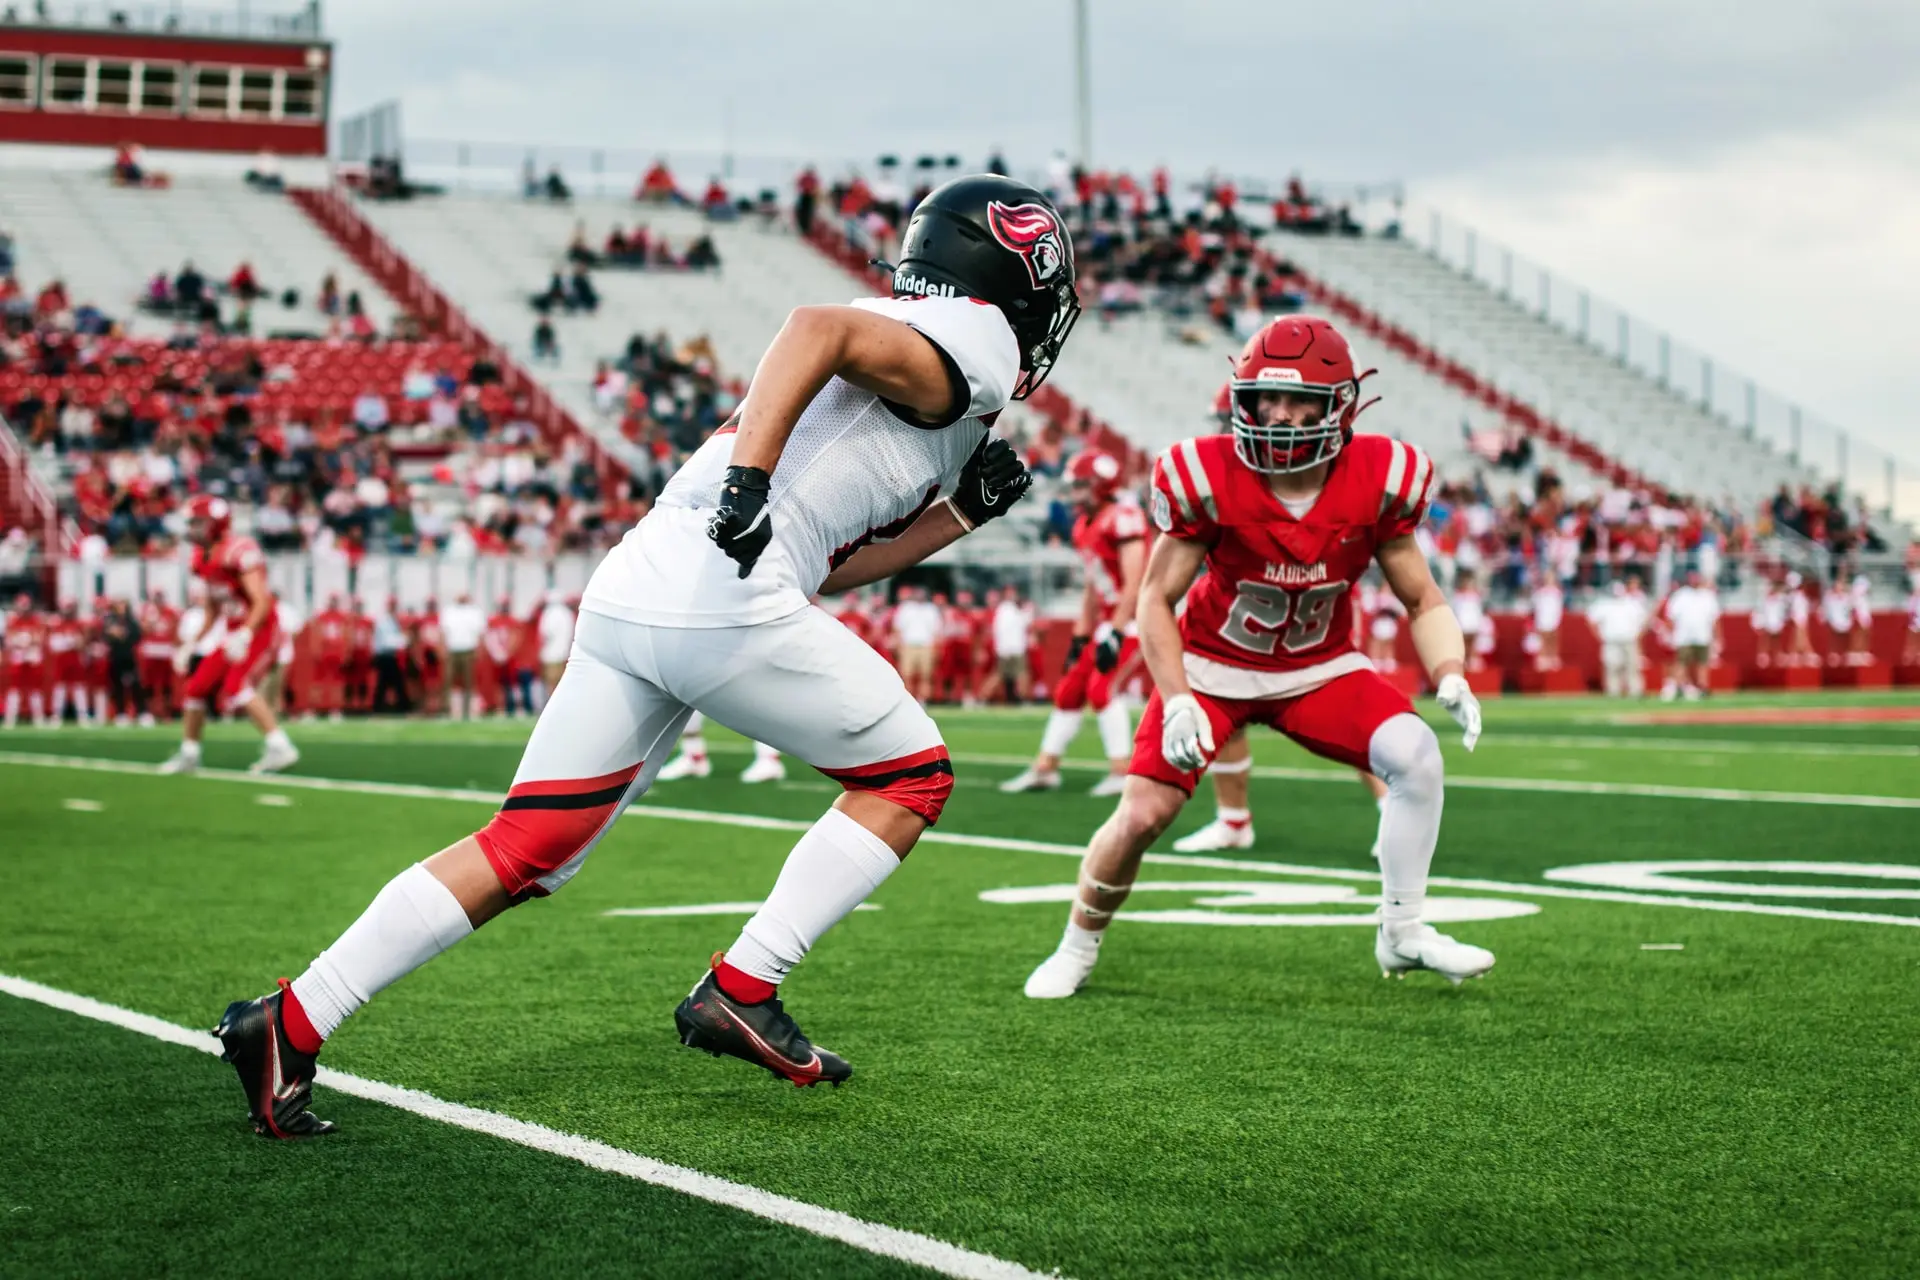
(0, 170, 396, 336)
(289, 186, 633, 482)
(1267, 230, 1814, 510)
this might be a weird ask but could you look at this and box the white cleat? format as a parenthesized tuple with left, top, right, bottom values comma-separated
(249, 740, 301, 775)
(138, 714, 156, 728)
(157, 749, 200, 775)
(1088, 772, 1128, 798)
(1172, 818, 1256, 852)
(1024, 944, 1100, 999)
(655, 753, 711, 781)
(1375, 922, 1495, 986)
(740, 755, 787, 784)
(998, 768, 1062, 794)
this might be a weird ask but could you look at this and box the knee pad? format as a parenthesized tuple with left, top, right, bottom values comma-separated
(818, 744, 954, 825)
(1367, 713, 1443, 801)
(475, 763, 643, 900)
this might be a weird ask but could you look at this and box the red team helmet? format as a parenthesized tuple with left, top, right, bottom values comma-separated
(1227, 315, 1376, 474)
(183, 494, 233, 544)
(1066, 450, 1123, 506)
(1211, 381, 1233, 428)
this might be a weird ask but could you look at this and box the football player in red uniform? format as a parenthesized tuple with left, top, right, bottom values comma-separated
(3, 595, 49, 728)
(1174, 386, 1389, 854)
(999, 449, 1148, 796)
(307, 595, 354, 721)
(45, 601, 89, 725)
(158, 495, 301, 774)
(138, 591, 180, 723)
(1025, 316, 1491, 998)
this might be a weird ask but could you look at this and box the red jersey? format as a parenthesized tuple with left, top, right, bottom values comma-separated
(192, 536, 273, 617)
(1151, 433, 1434, 693)
(138, 602, 180, 660)
(1072, 495, 1150, 614)
(4, 612, 47, 666)
(310, 608, 354, 663)
(482, 612, 522, 668)
(45, 616, 85, 662)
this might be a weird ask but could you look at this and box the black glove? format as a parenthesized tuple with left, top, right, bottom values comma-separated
(1064, 634, 1088, 672)
(1093, 622, 1123, 673)
(948, 437, 1032, 530)
(706, 465, 773, 579)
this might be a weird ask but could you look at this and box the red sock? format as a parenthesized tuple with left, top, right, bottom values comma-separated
(714, 960, 777, 1005)
(277, 979, 324, 1055)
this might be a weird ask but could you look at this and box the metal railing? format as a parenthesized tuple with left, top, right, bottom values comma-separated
(0, 0, 322, 39)
(1406, 205, 1918, 526)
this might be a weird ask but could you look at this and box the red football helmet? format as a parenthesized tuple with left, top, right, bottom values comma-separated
(1211, 382, 1232, 429)
(1066, 450, 1123, 507)
(183, 494, 232, 545)
(1228, 316, 1376, 474)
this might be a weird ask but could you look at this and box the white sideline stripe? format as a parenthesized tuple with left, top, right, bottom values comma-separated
(3, 751, 1919, 929)
(0, 972, 1057, 1280)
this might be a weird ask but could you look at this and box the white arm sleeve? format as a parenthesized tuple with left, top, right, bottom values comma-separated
(851, 294, 1019, 422)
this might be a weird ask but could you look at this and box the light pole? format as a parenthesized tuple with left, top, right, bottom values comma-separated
(1073, 0, 1092, 168)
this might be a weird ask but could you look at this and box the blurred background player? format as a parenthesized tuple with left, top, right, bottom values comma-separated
(158, 495, 299, 774)
(307, 595, 353, 722)
(1818, 575, 1854, 668)
(99, 597, 144, 726)
(988, 585, 1034, 703)
(890, 584, 943, 703)
(1452, 568, 1493, 670)
(46, 601, 90, 726)
(82, 600, 111, 726)
(3, 594, 48, 729)
(1529, 568, 1564, 670)
(1026, 315, 1490, 1000)
(137, 590, 179, 724)
(535, 590, 575, 706)
(1848, 573, 1875, 663)
(936, 589, 986, 705)
(266, 595, 303, 720)
(1000, 450, 1146, 797)
(1904, 576, 1920, 667)
(1588, 576, 1651, 698)
(411, 599, 447, 715)
(1783, 571, 1815, 666)
(439, 592, 487, 720)
(481, 597, 532, 718)
(1660, 568, 1721, 700)
(655, 712, 787, 783)
(1752, 571, 1787, 667)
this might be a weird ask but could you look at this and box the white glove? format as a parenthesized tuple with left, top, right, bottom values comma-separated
(171, 646, 192, 676)
(1435, 673, 1482, 752)
(1159, 692, 1215, 772)
(223, 626, 253, 662)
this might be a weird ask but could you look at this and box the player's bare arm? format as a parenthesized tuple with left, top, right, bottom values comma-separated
(1137, 533, 1206, 700)
(1377, 532, 1481, 749)
(728, 306, 960, 473)
(820, 503, 969, 594)
(237, 565, 274, 635)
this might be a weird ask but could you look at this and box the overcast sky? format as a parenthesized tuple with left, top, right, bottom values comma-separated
(327, 0, 1920, 476)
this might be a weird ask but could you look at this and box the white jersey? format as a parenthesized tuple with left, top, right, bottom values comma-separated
(1754, 588, 1787, 635)
(1851, 576, 1873, 627)
(1822, 589, 1853, 632)
(583, 295, 1019, 629)
(1666, 586, 1721, 646)
(440, 601, 487, 653)
(1531, 584, 1564, 633)
(1588, 592, 1650, 645)
(991, 600, 1033, 658)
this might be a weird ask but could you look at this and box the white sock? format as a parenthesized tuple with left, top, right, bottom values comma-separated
(3, 690, 17, 726)
(1061, 919, 1103, 954)
(1038, 708, 1084, 761)
(448, 690, 465, 720)
(290, 863, 474, 1041)
(753, 741, 782, 764)
(726, 808, 901, 985)
(178, 738, 202, 761)
(1217, 805, 1251, 829)
(1095, 700, 1133, 762)
(265, 727, 293, 751)
(94, 692, 108, 723)
(1368, 714, 1444, 927)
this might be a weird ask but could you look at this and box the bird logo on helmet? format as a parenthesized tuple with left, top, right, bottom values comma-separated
(1227, 315, 1379, 475)
(184, 494, 232, 545)
(1066, 450, 1122, 508)
(888, 174, 1082, 401)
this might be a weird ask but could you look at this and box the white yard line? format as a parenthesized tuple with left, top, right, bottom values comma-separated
(4, 750, 1919, 929)
(0, 972, 1058, 1280)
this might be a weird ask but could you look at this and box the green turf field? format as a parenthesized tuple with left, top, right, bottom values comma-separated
(3, 691, 1918, 1278)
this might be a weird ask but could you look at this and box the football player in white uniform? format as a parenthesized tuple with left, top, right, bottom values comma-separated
(214, 175, 1081, 1137)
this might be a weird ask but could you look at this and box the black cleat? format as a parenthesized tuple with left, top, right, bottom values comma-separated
(212, 979, 336, 1139)
(673, 958, 852, 1088)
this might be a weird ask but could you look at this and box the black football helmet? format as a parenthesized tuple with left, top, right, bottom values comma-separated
(888, 174, 1080, 400)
